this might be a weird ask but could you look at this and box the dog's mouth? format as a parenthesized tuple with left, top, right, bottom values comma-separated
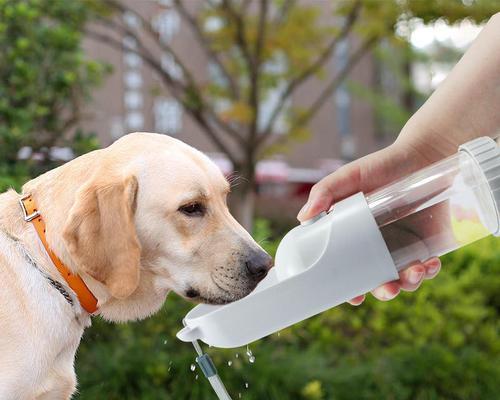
(198, 294, 235, 305)
(183, 274, 258, 305)
(184, 290, 236, 305)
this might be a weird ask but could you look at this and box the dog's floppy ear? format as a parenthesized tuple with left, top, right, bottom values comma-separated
(63, 175, 141, 300)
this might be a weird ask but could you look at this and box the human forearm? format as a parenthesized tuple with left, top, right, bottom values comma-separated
(397, 12, 500, 160)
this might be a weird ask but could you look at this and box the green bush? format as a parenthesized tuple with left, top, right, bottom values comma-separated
(0, 163, 30, 192)
(0, 133, 100, 193)
(75, 222, 500, 400)
(0, 0, 109, 165)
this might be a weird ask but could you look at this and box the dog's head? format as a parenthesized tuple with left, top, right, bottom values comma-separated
(61, 133, 272, 320)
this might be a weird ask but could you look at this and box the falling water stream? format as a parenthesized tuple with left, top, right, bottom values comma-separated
(189, 340, 255, 399)
(192, 340, 232, 400)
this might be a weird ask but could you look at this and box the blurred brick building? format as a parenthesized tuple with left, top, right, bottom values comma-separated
(81, 0, 393, 219)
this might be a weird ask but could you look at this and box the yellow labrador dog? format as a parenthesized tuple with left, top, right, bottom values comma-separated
(0, 132, 272, 399)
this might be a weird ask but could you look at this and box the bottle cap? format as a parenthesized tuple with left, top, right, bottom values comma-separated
(460, 136, 500, 236)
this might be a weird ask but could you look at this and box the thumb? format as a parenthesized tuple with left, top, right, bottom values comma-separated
(297, 145, 405, 223)
(297, 161, 362, 222)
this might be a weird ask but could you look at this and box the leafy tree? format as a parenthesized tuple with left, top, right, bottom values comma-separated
(87, 0, 498, 230)
(0, 0, 108, 173)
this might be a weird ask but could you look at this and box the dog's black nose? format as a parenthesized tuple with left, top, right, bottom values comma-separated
(246, 250, 274, 281)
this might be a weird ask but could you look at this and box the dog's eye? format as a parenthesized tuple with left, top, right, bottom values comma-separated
(179, 202, 206, 217)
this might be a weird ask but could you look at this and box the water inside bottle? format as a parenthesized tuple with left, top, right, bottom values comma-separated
(368, 153, 495, 271)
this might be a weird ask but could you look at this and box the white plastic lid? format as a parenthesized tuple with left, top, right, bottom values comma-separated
(459, 136, 500, 236)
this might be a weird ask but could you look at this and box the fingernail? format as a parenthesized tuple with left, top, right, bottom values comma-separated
(297, 201, 310, 220)
(376, 288, 397, 301)
(382, 289, 397, 300)
(350, 295, 365, 306)
(409, 270, 423, 285)
(427, 264, 439, 275)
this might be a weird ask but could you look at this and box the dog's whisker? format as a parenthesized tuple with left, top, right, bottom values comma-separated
(226, 173, 249, 190)
(257, 237, 270, 246)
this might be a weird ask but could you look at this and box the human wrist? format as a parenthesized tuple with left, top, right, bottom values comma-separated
(395, 116, 459, 163)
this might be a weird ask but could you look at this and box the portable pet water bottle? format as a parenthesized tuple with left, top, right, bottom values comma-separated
(178, 136, 500, 349)
(179, 136, 500, 400)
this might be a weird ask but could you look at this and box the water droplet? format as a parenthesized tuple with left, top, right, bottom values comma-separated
(245, 382, 249, 389)
(163, 339, 168, 344)
(190, 363, 196, 372)
(227, 360, 233, 366)
(195, 374, 199, 380)
(246, 345, 255, 363)
(235, 353, 239, 358)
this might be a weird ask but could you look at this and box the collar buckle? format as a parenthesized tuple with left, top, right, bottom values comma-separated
(19, 194, 41, 222)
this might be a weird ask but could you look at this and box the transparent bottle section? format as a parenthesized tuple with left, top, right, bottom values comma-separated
(366, 152, 498, 271)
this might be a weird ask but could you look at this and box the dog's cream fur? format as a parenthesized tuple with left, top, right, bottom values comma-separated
(0, 133, 271, 399)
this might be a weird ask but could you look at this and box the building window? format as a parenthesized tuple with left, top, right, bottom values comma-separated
(213, 98, 231, 114)
(204, 16, 223, 33)
(259, 53, 288, 134)
(154, 98, 183, 134)
(334, 38, 354, 158)
(124, 52, 142, 68)
(124, 91, 143, 110)
(122, 35, 138, 50)
(126, 112, 144, 130)
(161, 53, 183, 80)
(208, 62, 228, 87)
(158, 0, 174, 6)
(152, 10, 180, 43)
(123, 11, 141, 29)
(208, 62, 231, 118)
(124, 71, 143, 89)
(110, 116, 124, 140)
(258, 81, 288, 135)
(335, 85, 350, 136)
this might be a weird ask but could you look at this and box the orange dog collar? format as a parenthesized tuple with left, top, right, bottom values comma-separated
(20, 194, 98, 314)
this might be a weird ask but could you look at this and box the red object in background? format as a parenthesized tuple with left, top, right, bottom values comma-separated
(295, 183, 315, 197)
(256, 159, 288, 183)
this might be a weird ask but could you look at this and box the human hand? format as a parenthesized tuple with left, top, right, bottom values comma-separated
(297, 142, 441, 305)
(296, 13, 500, 304)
